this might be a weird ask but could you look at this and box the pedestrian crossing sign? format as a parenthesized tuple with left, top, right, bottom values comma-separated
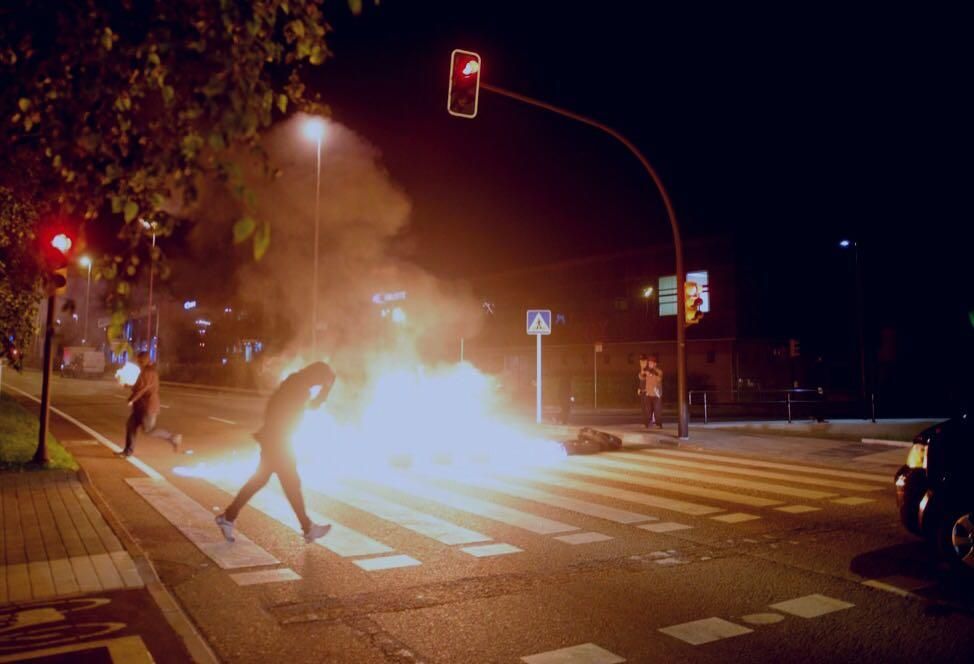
(526, 309, 552, 335)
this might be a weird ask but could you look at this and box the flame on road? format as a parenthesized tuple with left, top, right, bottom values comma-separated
(115, 361, 141, 386)
(176, 360, 566, 489)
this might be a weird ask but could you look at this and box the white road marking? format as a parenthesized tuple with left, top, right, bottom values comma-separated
(111, 394, 126, 400)
(461, 543, 523, 557)
(311, 483, 492, 546)
(861, 579, 925, 599)
(638, 522, 692, 533)
(769, 594, 854, 618)
(353, 554, 421, 571)
(574, 456, 838, 501)
(530, 471, 724, 516)
(659, 617, 753, 645)
(209, 478, 393, 557)
(160, 404, 171, 409)
(644, 449, 890, 483)
(710, 513, 760, 524)
(126, 478, 279, 569)
(614, 451, 885, 492)
(555, 532, 614, 545)
(208, 416, 237, 425)
(352, 476, 579, 535)
(521, 642, 626, 664)
(552, 464, 782, 508)
(741, 613, 785, 625)
(831, 497, 875, 506)
(775, 505, 822, 514)
(231, 568, 301, 586)
(3, 384, 164, 480)
(426, 471, 658, 524)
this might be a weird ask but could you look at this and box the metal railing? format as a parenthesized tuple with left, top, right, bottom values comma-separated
(688, 388, 877, 424)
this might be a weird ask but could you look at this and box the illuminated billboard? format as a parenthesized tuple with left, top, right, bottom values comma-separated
(659, 271, 710, 316)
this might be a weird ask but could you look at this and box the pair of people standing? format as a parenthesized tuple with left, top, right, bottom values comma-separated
(637, 354, 664, 429)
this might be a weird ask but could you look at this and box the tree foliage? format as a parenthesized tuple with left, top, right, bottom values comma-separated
(0, 0, 338, 343)
(0, 187, 42, 366)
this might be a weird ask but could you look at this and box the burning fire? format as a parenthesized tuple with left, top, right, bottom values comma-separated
(115, 361, 141, 386)
(176, 359, 566, 488)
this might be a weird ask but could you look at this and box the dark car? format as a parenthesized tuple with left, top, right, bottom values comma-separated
(895, 408, 974, 573)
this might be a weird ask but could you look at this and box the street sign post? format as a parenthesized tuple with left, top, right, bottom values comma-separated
(526, 310, 552, 423)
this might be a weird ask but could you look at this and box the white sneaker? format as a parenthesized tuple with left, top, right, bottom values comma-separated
(303, 523, 331, 543)
(171, 434, 183, 452)
(215, 514, 235, 542)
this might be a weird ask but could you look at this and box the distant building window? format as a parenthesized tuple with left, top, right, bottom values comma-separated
(706, 350, 716, 364)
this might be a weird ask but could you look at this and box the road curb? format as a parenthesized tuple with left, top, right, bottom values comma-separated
(77, 466, 220, 664)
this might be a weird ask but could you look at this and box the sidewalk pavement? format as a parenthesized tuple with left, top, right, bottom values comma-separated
(0, 467, 208, 662)
(534, 420, 914, 471)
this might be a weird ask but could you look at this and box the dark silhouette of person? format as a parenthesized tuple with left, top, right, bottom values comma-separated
(216, 362, 335, 544)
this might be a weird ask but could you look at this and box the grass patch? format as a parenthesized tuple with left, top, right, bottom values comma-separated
(0, 392, 78, 471)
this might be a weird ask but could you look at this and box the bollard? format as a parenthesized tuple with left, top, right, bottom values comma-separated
(787, 392, 792, 423)
(871, 392, 876, 423)
(703, 391, 709, 424)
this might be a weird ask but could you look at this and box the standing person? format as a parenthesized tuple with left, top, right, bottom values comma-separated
(637, 354, 664, 429)
(216, 362, 335, 544)
(118, 351, 182, 457)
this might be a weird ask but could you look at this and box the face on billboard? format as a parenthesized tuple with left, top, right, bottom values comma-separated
(658, 271, 710, 316)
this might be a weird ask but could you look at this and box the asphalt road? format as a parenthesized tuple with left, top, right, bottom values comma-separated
(4, 370, 973, 664)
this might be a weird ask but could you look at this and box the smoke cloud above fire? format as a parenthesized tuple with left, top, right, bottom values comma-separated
(178, 115, 484, 397)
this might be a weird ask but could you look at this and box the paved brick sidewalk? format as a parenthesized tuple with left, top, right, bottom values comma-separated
(1, 471, 144, 603)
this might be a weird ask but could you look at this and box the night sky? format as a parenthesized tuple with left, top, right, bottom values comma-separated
(315, 3, 970, 396)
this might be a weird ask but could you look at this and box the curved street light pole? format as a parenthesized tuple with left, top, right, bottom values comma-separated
(481, 83, 690, 438)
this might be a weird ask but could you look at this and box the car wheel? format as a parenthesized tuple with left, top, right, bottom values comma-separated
(937, 511, 974, 573)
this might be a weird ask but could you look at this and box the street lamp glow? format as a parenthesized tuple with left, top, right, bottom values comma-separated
(642, 286, 654, 298)
(839, 239, 851, 248)
(301, 117, 327, 143)
(79, 255, 91, 268)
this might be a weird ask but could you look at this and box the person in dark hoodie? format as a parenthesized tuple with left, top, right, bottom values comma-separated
(216, 361, 335, 544)
(118, 352, 182, 457)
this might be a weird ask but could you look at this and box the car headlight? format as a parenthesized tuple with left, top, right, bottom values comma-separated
(906, 442, 928, 470)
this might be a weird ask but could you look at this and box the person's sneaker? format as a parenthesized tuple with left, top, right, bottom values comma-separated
(303, 523, 332, 543)
(116, 450, 132, 458)
(171, 434, 183, 452)
(215, 515, 235, 542)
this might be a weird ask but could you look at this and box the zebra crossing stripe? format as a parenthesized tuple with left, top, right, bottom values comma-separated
(551, 465, 782, 508)
(573, 456, 839, 501)
(612, 452, 884, 493)
(462, 543, 523, 557)
(349, 475, 579, 535)
(420, 470, 658, 525)
(643, 449, 890, 483)
(353, 554, 421, 571)
(529, 471, 724, 515)
(127, 478, 279, 570)
(312, 483, 492, 545)
(208, 478, 394, 557)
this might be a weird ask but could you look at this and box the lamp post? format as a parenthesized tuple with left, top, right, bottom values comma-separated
(839, 239, 867, 406)
(302, 116, 326, 355)
(79, 256, 92, 344)
(140, 220, 158, 359)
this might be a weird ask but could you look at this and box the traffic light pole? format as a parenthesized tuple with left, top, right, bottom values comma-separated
(32, 294, 56, 465)
(481, 82, 690, 438)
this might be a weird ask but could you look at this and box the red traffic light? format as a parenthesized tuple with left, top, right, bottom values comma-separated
(448, 49, 482, 119)
(51, 233, 73, 254)
(37, 221, 78, 271)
